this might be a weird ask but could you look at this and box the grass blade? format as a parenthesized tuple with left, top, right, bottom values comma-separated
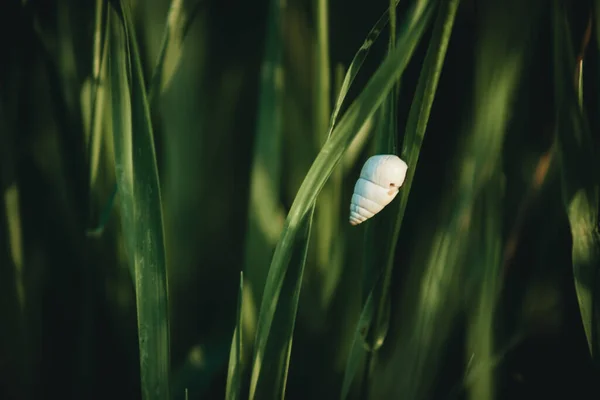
(107, 1, 171, 398)
(225, 271, 244, 400)
(147, 0, 206, 101)
(87, 0, 109, 193)
(329, 0, 400, 133)
(373, 1, 542, 398)
(239, 0, 286, 389)
(249, 208, 315, 399)
(358, 0, 459, 369)
(555, 0, 600, 363)
(248, 2, 435, 397)
(341, 2, 459, 396)
(89, 0, 204, 235)
(465, 172, 503, 400)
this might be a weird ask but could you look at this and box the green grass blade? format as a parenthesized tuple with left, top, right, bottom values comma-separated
(316, 1, 400, 291)
(328, 0, 399, 135)
(147, 0, 206, 101)
(88, 0, 109, 192)
(249, 208, 315, 399)
(225, 271, 244, 400)
(107, 1, 171, 398)
(248, 2, 435, 397)
(341, 2, 458, 396)
(555, 0, 600, 362)
(465, 173, 503, 400)
(240, 0, 286, 375)
(89, 0, 204, 236)
(373, 1, 542, 398)
(364, 0, 460, 353)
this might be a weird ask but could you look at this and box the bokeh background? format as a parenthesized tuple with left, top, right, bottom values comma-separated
(1, 0, 599, 399)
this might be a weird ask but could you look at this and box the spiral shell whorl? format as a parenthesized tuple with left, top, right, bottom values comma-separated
(349, 155, 408, 226)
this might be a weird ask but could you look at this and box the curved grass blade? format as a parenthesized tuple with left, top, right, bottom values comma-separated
(225, 271, 244, 400)
(87, 0, 109, 193)
(465, 171, 503, 400)
(316, 0, 402, 286)
(89, 0, 205, 235)
(107, 1, 171, 398)
(147, 0, 206, 101)
(241, 0, 286, 363)
(374, 1, 543, 398)
(362, 0, 460, 355)
(554, 0, 600, 363)
(340, 2, 458, 396)
(328, 0, 400, 135)
(250, 208, 315, 399)
(248, 3, 435, 398)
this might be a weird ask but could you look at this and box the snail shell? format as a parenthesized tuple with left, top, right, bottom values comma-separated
(349, 154, 408, 226)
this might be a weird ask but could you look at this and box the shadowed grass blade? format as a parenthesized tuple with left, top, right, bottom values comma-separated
(250, 208, 315, 399)
(465, 172, 503, 400)
(89, 0, 204, 235)
(555, 0, 600, 363)
(329, 0, 400, 133)
(147, 0, 206, 101)
(372, 1, 542, 398)
(248, 2, 435, 398)
(107, 1, 171, 398)
(240, 0, 286, 369)
(225, 271, 244, 400)
(341, 290, 374, 399)
(345, 0, 459, 396)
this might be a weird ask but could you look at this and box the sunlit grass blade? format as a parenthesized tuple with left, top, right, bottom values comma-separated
(89, 0, 204, 235)
(372, 1, 542, 398)
(315, 0, 403, 293)
(87, 0, 109, 193)
(147, 0, 206, 101)
(248, 2, 435, 398)
(240, 0, 286, 384)
(225, 271, 244, 400)
(465, 173, 503, 400)
(554, 0, 600, 362)
(107, 1, 171, 398)
(342, 2, 458, 396)
(365, 0, 460, 356)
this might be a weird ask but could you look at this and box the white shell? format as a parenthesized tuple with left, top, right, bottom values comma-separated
(349, 154, 408, 226)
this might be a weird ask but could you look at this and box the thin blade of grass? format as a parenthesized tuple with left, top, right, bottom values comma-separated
(239, 0, 286, 385)
(366, 0, 460, 356)
(555, 0, 600, 362)
(342, 2, 458, 396)
(329, 0, 400, 132)
(147, 0, 206, 101)
(107, 1, 171, 398)
(250, 208, 315, 399)
(248, 2, 435, 398)
(225, 271, 244, 400)
(465, 172, 503, 400)
(87, 0, 109, 192)
(89, 0, 204, 235)
(375, 1, 542, 398)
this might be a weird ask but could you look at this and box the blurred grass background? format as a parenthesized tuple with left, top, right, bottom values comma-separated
(1, 0, 600, 399)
